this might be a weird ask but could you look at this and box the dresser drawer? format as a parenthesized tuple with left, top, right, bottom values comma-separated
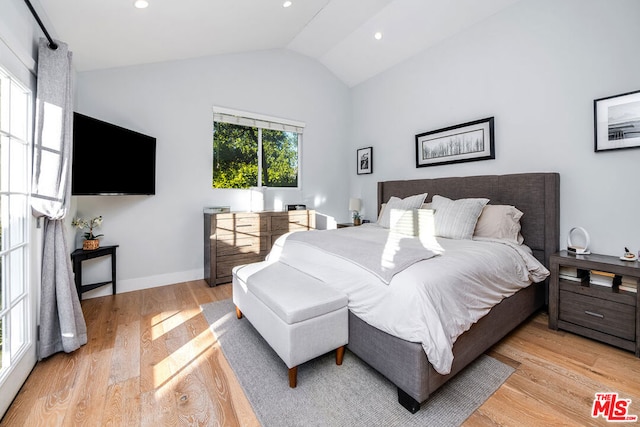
(559, 290, 635, 341)
(216, 235, 268, 256)
(217, 253, 265, 280)
(215, 215, 267, 236)
(271, 213, 310, 232)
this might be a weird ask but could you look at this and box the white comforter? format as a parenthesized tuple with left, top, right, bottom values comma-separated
(267, 224, 549, 375)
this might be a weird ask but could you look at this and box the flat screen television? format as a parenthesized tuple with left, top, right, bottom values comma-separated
(72, 112, 156, 195)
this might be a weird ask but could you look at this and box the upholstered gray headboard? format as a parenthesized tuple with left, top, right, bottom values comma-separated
(377, 173, 560, 268)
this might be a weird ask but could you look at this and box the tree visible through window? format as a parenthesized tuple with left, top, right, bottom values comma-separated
(261, 129, 298, 187)
(213, 122, 258, 188)
(212, 110, 302, 189)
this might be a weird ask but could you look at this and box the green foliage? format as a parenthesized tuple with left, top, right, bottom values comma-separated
(262, 129, 298, 187)
(213, 122, 258, 188)
(213, 122, 298, 188)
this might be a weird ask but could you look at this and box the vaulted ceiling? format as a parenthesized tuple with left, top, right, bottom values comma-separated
(38, 0, 521, 87)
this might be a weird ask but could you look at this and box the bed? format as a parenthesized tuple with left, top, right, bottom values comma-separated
(270, 172, 560, 412)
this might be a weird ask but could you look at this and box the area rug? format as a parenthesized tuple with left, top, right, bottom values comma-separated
(202, 299, 514, 427)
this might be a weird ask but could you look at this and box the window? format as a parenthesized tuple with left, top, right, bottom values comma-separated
(213, 108, 304, 189)
(0, 66, 31, 382)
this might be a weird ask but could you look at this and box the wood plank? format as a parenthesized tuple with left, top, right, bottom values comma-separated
(0, 381, 72, 426)
(109, 320, 141, 385)
(113, 290, 142, 325)
(103, 377, 141, 426)
(139, 312, 173, 394)
(62, 349, 112, 426)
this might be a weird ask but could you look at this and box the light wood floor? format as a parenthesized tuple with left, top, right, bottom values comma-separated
(2, 280, 639, 426)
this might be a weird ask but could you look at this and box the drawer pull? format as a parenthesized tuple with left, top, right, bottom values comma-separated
(584, 310, 604, 319)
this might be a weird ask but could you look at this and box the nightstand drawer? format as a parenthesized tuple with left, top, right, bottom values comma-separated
(559, 290, 635, 341)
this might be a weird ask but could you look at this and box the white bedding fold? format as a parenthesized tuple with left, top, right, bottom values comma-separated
(285, 227, 437, 284)
(268, 224, 549, 375)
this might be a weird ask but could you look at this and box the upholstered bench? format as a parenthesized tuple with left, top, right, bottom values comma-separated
(232, 261, 348, 387)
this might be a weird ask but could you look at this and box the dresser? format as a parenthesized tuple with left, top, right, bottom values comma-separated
(204, 210, 316, 286)
(549, 250, 640, 356)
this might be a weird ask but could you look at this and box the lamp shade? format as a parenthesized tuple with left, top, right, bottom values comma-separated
(349, 197, 361, 212)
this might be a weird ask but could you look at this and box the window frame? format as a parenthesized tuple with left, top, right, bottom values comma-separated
(0, 64, 33, 394)
(212, 106, 304, 190)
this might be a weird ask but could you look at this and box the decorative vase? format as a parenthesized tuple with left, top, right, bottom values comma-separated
(83, 239, 100, 250)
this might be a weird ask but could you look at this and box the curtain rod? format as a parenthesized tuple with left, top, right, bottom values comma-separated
(23, 0, 58, 50)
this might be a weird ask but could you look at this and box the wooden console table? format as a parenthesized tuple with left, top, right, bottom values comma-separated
(70, 245, 118, 301)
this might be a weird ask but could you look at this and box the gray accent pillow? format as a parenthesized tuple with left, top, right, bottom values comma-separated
(377, 193, 428, 228)
(432, 195, 489, 239)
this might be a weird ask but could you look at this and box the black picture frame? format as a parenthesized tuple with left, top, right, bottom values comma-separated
(594, 89, 640, 152)
(357, 147, 372, 175)
(415, 117, 495, 168)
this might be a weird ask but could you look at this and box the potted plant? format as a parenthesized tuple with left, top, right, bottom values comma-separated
(352, 211, 362, 226)
(72, 216, 104, 250)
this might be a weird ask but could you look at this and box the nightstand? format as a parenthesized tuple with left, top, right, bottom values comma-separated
(549, 250, 640, 356)
(337, 223, 357, 228)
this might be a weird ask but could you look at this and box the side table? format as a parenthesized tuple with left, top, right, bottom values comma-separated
(549, 250, 640, 356)
(70, 245, 118, 301)
(337, 223, 359, 228)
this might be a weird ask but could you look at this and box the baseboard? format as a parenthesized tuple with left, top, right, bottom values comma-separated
(80, 268, 202, 299)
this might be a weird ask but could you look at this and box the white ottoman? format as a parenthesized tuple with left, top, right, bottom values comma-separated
(232, 261, 348, 387)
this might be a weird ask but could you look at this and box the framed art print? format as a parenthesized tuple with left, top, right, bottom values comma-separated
(357, 146, 372, 175)
(415, 117, 495, 168)
(594, 89, 640, 152)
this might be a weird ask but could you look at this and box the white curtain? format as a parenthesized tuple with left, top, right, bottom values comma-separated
(31, 38, 87, 359)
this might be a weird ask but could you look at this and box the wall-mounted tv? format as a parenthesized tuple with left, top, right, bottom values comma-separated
(72, 112, 156, 195)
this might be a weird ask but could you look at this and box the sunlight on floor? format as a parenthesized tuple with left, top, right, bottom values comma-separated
(150, 307, 200, 340)
(151, 307, 216, 390)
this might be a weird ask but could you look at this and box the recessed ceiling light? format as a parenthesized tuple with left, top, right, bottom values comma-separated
(374, 32, 383, 40)
(134, 0, 149, 9)
(283, 1, 292, 7)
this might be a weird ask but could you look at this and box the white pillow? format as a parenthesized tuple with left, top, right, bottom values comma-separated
(377, 193, 428, 228)
(390, 208, 435, 237)
(432, 195, 489, 239)
(474, 205, 524, 244)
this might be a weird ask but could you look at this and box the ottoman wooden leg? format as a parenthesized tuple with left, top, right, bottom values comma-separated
(336, 346, 345, 365)
(235, 306, 243, 319)
(289, 366, 298, 388)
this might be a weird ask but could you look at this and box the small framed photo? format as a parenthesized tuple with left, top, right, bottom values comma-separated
(594, 89, 640, 152)
(415, 117, 495, 168)
(357, 147, 372, 175)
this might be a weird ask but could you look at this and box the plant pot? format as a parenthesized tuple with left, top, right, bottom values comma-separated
(83, 239, 100, 250)
(353, 218, 362, 226)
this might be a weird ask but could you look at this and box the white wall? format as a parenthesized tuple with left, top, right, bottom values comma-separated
(74, 49, 351, 296)
(350, 0, 640, 257)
